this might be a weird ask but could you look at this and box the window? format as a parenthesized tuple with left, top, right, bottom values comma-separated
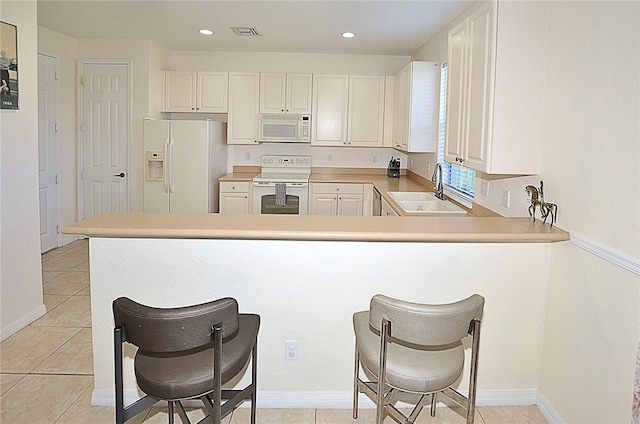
(437, 63, 475, 199)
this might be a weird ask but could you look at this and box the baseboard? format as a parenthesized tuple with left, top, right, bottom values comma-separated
(92, 388, 540, 409)
(0, 304, 47, 342)
(61, 234, 80, 246)
(536, 393, 564, 424)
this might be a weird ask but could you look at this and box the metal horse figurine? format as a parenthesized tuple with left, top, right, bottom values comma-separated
(526, 181, 558, 226)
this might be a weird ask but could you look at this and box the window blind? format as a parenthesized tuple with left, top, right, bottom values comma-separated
(437, 63, 475, 198)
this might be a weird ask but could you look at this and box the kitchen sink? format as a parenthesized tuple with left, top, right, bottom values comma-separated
(387, 192, 468, 215)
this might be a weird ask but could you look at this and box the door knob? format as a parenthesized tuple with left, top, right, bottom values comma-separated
(114, 172, 125, 178)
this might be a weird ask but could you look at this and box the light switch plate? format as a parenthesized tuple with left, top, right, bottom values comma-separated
(480, 181, 489, 196)
(501, 189, 511, 208)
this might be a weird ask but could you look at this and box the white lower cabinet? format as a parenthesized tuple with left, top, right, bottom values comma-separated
(219, 182, 251, 214)
(310, 183, 364, 216)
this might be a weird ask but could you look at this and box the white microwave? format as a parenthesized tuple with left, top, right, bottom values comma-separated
(259, 114, 311, 143)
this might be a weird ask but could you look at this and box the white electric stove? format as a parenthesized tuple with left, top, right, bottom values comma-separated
(252, 155, 311, 214)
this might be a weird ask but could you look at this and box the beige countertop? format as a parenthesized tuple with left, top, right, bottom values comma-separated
(220, 169, 497, 217)
(63, 212, 568, 243)
(68, 170, 567, 242)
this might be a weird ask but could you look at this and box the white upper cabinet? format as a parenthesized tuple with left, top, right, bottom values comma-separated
(197, 72, 228, 113)
(312, 74, 387, 147)
(260, 73, 312, 114)
(444, 1, 547, 174)
(162, 70, 228, 113)
(228, 72, 260, 144)
(311, 74, 349, 146)
(391, 61, 440, 153)
(347, 75, 385, 147)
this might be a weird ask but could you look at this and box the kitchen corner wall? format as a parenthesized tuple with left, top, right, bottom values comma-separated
(37, 26, 79, 244)
(412, 1, 640, 422)
(537, 2, 639, 422)
(1, 1, 46, 340)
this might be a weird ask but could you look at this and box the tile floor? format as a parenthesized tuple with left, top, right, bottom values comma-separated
(0, 240, 548, 423)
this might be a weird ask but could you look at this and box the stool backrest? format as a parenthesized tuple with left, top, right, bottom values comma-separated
(113, 297, 239, 353)
(369, 294, 484, 346)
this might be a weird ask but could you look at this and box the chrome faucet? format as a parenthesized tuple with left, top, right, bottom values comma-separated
(431, 163, 445, 200)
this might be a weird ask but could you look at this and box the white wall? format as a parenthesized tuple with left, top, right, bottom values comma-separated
(90, 237, 552, 407)
(78, 40, 158, 211)
(411, 2, 640, 422)
(37, 26, 78, 243)
(537, 2, 640, 423)
(171, 51, 409, 75)
(0, 1, 47, 340)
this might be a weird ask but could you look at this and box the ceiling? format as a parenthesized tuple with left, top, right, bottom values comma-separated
(37, 1, 473, 56)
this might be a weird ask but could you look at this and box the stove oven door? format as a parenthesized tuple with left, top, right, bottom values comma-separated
(252, 182, 309, 214)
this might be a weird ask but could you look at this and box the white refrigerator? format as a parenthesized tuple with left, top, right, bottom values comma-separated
(143, 119, 227, 213)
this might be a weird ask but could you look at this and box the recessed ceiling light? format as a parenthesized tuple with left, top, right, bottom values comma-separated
(199, 29, 214, 36)
(342, 32, 356, 39)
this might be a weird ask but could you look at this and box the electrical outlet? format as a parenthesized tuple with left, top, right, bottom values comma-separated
(285, 340, 298, 360)
(373, 155, 378, 164)
(480, 181, 489, 196)
(327, 153, 333, 162)
(501, 189, 511, 208)
(245, 152, 252, 161)
(425, 162, 430, 174)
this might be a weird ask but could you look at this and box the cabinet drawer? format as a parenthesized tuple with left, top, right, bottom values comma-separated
(220, 181, 250, 193)
(311, 183, 363, 195)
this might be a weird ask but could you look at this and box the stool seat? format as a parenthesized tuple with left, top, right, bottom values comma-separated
(136, 314, 260, 400)
(353, 311, 464, 394)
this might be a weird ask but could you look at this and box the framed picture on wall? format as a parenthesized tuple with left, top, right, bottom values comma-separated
(1, 21, 18, 110)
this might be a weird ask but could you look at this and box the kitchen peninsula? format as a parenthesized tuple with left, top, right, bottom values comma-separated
(64, 212, 568, 408)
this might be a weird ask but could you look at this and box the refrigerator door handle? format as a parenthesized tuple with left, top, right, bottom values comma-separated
(163, 139, 170, 193)
(168, 138, 175, 194)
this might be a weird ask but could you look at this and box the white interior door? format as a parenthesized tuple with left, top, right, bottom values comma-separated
(38, 54, 60, 253)
(80, 62, 129, 219)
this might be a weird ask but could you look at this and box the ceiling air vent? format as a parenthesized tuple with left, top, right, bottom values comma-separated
(230, 27, 261, 36)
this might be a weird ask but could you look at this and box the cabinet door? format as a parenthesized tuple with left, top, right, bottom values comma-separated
(260, 73, 287, 113)
(286, 74, 312, 114)
(348, 75, 385, 147)
(311, 75, 349, 146)
(444, 20, 468, 164)
(228, 73, 260, 144)
(392, 65, 409, 150)
(219, 193, 249, 214)
(164, 71, 196, 112)
(197, 71, 228, 113)
(463, 3, 493, 171)
(338, 195, 363, 216)
(381, 198, 399, 216)
(310, 194, 338, 215)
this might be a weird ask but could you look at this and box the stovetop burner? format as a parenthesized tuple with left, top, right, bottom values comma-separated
(253, 155, 311, 184)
